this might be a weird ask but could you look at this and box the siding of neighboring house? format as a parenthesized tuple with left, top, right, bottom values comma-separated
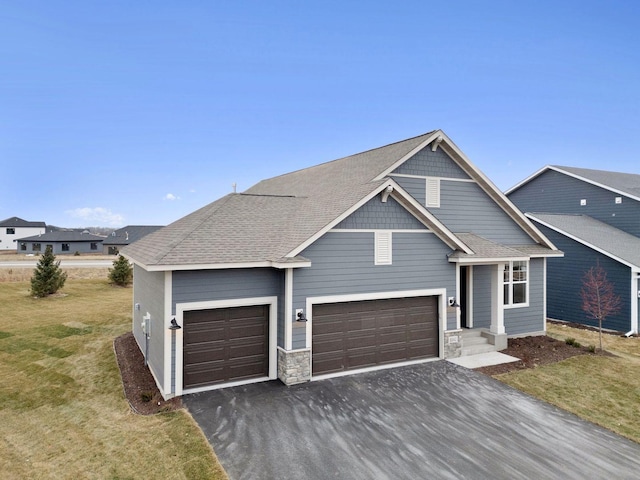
(19, 240, 102, 255)
(0, 226, 44, 250)
(534, 223, 631, 332)
(509, 169, 640, 237)
(172, 268, 285, 345)
(132, 265, 166, 388)
(294, 230, 456, 349)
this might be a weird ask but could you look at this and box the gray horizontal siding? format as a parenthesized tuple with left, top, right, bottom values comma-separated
(392, 146, 471, 179)
(18, 240, 101, 255)
(504, 258, 545, 336)
(334, 196, 426, 230)
(434, 181, 534, 244)
(132, 265, 166, 391)
(172, 268, 285, 346)
(536, 224, 632, 332)
(393, 176, 426, 205)
(294, 231, 456, 349)
(509, 169, 640, 237)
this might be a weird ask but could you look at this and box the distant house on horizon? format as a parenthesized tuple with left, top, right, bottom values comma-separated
(17, 230, 105, 255)
(102, 225, 164, 255)
(0, 217, 46, 251)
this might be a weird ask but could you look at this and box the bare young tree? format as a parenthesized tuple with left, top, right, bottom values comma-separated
(580, 263, 621, 352)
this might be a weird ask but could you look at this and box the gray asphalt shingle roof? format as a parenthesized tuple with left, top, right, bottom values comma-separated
(18, 231, 105, 242)
(123, 130, 555, 268)
(0, 217, 46, 228)
(102, 225, 164, 246)
(527, 213, 640, 268)
(552, 166, 640, 199)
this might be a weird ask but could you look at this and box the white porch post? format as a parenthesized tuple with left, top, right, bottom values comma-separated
(284, 268, 293, 350)
(490, 262, 506, 335)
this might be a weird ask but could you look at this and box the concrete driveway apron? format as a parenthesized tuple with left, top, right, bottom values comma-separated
(184, 361, 640, 480)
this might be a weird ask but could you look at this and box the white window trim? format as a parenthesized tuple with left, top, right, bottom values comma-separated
(503, 260, 529, 309)
(375, 231, 392, 265)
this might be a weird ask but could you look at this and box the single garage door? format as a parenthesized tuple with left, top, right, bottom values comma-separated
(312, 296, 438, 376)
(183, 304, 269, 389)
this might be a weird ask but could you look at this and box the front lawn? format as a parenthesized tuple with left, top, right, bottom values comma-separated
(0, 280, 226, 479)
(494, 322, 640, 443)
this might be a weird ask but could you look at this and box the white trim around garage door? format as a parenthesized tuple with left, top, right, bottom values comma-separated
(174, 296, 278, 396)
(305, 288, 447, 381)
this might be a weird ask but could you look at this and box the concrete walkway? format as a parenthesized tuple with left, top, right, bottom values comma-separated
(185, 361, 640, 480)
(448, 351, 521, 368)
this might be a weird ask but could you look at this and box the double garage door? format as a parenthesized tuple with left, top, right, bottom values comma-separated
(312, 296, 439, 376)
(182, 295, 438, 389)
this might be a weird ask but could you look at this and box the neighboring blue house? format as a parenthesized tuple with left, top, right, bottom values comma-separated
(123, 130, 561, 399)
(507, 165, 640, 334)
(17, 230, 105, 255)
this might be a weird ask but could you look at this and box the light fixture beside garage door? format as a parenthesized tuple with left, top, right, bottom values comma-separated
(169, 317, 182, 330)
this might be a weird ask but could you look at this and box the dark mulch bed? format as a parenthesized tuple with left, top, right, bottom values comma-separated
(114, 332, 182, 415)
(475, 334, 611, 376)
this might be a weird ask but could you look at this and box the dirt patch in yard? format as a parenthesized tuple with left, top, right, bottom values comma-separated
(475, 334, 612, 376)
(114, 332, 182, 415)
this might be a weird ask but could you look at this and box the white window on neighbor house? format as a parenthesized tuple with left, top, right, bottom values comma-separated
(375, 231, 392, 265)
(503, 261, 528, 307)
(6, 228, 15, 234)
(90, 243, 98, 250)
(615, 197, 622, 204)
(425, 177, 440, 208)
(580, 199, 587, 206)
(20, 243, 26, 251)
(32, 243, 41, 252)
(62, 243, 70, 252)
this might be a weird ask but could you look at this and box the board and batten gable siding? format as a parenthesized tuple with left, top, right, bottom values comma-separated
(504, 258, 545, 336)
(132, 265, 166, 387)
(392, 146, 471, 179)
(294, 231, 456, 349)
(509, 169, 640, 237)
(172, 268, 285, 346)
(334, 196, 426, 230)
(535, 223, 631, 332)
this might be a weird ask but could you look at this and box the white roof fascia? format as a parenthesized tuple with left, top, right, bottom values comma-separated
(449, 256, 529, 265)
(372, 130, 442, 181)
(388, 183, 473, 253)
(122, 258, 312, 272)
(435, 135, 559, 251)
(504, 165, 551, 195)
(526, 213, 640, 270)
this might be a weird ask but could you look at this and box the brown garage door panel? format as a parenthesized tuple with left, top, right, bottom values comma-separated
(183, 304, 269, 389)
(312, 296, 438, 376)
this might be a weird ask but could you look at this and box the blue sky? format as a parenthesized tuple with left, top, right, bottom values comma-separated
(2, 1, 639, 228)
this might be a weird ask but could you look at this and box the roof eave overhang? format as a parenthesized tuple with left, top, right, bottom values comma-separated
(122, 256, 312, 272)
(448, 255, 529, 265)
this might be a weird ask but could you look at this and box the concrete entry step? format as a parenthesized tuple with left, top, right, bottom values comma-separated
(460, 329, 499, 356)
(448, 351, 521, 369)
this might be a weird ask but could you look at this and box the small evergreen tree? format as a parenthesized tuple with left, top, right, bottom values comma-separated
(30, 246, 68, 298)
(109, 255, 132, 286)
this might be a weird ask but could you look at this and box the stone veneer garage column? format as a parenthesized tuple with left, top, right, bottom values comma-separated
(278, 348, 311, 385)
(444, 330, 462, 358)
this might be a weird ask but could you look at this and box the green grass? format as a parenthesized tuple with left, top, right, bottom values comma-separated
(0, 280, 227, 479)
(496, 323, 640, 444)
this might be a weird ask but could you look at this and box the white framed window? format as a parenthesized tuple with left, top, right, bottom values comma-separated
(425, 177, 440, 208)
(375, 231, 392, 265)
(503, 261, 528, 307)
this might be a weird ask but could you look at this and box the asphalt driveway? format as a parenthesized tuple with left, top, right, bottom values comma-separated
(185, 361, 640, 480)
